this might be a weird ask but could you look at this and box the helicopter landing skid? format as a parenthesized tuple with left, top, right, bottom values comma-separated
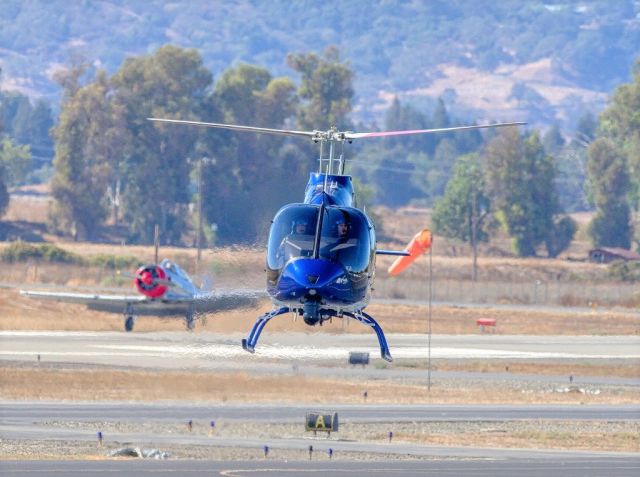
(343, 311, 393, 362)
(242, 306, 289, 353)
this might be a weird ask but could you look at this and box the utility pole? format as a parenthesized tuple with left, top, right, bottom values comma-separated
(154, 224, 160, 264)
(197, 158, 204, 267)
(427, 242, 433, 391)
(196, 157, 215, 274)
(471, 182, 478, 282)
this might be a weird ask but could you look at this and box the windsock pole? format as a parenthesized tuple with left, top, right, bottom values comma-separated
(388, 229, 433, 276)
(387, 228, 434, 391)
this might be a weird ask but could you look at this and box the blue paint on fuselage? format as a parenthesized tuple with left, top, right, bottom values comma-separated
(304, 173, 354, 207)
(269, 258, 364, 306)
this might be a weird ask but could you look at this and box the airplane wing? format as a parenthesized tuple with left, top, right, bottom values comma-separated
(19, 288, 267, 314)
(19, 290, 148, 306)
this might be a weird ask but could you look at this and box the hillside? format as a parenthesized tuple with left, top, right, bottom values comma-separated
(1, 0, 638, 128)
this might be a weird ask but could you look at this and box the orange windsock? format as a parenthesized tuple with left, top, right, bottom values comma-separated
(388, 229, 433, 276)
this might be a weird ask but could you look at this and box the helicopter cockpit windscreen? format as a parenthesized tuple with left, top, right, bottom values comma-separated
(319, 207, 371, 273)
(267, 204, 372, 274)
(267, 205, 319, 270)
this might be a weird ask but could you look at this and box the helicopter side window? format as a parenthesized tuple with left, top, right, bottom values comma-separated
(267, 205, 319, 270)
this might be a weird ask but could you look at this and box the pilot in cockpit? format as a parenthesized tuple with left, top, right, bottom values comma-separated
(336, 218, 349, 241)
(292, 218, 309, 236)
(324, 216, 353, 262)
(276, 218, 312, 265)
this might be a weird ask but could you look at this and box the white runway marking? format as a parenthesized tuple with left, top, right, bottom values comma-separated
(30, 343, 640, 360)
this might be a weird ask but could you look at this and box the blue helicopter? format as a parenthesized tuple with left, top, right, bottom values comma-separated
(149, 118, 524, 361)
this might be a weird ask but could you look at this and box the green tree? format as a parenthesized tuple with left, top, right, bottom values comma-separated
(200, 64, 297, 243)
(287, 46, 354, 131)
(542, 124, 565, 155)
(0, 161, 8, 218)
(574, 111, 597, 145)
(586, 138, 632, 248)
(0, 91, 53, 176)
(432, 153, 489, 279)
(485, 129, 575, 257)
(113, 45, 213, 243)
(0, 137, 32, 186)
(50, 70, 115, 239)
(598, 59, 640, 237)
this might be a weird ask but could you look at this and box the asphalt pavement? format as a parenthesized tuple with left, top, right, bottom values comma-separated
(2, 457, 639, 477)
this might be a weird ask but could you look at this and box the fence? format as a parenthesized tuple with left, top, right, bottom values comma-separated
(375, 276, 640, 308)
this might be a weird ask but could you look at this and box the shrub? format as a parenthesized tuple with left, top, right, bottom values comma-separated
(0, 241, 82, 264)
(608, 260, 640, 282)
(89, 254, 141, 270)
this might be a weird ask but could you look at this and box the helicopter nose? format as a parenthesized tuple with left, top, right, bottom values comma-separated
(281, 258, 344, 289)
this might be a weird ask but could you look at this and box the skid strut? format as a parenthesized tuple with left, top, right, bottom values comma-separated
(242, 307, 290, 353)
(343, 310, 393, 362)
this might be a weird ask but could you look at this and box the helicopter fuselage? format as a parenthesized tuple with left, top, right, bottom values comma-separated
(265, 173, 375, 325)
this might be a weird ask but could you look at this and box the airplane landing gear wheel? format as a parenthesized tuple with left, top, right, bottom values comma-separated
(124, 316, 135, 332)
(185, 314, 196, 331)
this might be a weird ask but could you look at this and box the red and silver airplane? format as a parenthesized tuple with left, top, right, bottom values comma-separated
(20, 258, 263, 331)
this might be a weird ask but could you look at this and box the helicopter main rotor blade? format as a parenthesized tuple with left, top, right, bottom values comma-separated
(344, 122, 526, 140)
(148, 118, 317, 139)
(149, 118, 526, 142)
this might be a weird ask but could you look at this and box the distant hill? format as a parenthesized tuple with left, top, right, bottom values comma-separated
(1, 0, 638, 128)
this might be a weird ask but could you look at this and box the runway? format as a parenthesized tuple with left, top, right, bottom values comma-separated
(3, 401, 639, 423)
(2, 330, 639, 361)
(2, 330, 638, 388)
(2, 457, 639, 477)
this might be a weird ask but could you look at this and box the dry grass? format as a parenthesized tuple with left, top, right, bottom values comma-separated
(380, 425, 639, 453)
(429, 361, 640, 379)
(1, 366, 637, 405)
(4, 194, 51, 224)
(366, 303, 640, 335)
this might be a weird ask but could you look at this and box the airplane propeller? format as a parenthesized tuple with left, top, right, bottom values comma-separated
(118, 269, 172, 287)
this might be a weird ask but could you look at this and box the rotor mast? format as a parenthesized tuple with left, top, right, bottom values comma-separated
(314, 126, 350, 176)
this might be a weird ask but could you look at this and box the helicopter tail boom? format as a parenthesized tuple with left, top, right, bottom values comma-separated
(376, 250, 411, 256)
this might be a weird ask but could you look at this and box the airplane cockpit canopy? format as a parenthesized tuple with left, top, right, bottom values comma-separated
(160, 258, 191, 281)
(267, 204, 373, 274)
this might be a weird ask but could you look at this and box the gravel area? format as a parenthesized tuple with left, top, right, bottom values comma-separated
(0, 439, 447, 461)
(1, 418, 630, 460)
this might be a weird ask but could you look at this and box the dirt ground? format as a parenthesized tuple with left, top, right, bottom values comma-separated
(1, 363, 637, 406)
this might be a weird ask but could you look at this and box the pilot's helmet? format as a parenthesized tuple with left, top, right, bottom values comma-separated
(291, 218, 309, 234)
